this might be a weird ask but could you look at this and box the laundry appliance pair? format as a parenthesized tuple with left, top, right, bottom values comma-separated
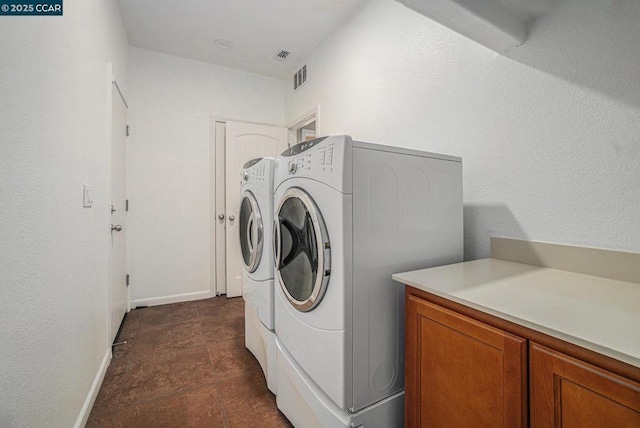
(270, 135, 463, 427)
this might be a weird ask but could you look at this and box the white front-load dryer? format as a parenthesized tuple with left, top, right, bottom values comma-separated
(239, 157, 277, 393)
(273, 135, 463, 427)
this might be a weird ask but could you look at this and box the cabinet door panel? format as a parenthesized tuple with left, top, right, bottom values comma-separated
(530, 343, 640, 428)
(406, 295, 527, 427)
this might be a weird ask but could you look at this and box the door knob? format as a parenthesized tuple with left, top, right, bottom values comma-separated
(228, 215, 235, 221)
(218, 214, 225, 220)
(111, 224, 123, 232)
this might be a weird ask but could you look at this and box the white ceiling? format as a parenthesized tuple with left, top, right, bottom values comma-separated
(116, 0, 368, 79)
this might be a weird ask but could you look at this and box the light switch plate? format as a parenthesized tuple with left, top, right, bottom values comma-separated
(83, 184, 94, 208)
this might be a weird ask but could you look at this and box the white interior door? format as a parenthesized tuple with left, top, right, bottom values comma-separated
(216, 120, 287, 298)
(110, 79, 128, 343)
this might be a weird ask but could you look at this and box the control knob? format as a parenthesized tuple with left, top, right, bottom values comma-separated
(287, 160, 297, 174)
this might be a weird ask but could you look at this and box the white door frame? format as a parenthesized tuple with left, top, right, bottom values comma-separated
(107, 63, 130, 348)
(286, 106, 320, 146)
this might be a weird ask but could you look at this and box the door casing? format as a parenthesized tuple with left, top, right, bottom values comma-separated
(108, 64, 129, 346)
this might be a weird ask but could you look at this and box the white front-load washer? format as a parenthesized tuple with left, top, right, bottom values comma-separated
(239, 157, 277, 393)
(273, 135, 463, 427)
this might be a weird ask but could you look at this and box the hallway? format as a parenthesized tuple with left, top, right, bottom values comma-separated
(87, 297, 291, 427)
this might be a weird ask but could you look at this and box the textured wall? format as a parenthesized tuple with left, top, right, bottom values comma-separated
(0, 0, 129, 426)
(127, 47, 284, 304)
(285, 0, 640, 259)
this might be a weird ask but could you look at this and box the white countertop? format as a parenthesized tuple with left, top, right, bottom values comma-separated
(392, 258, 640, 368)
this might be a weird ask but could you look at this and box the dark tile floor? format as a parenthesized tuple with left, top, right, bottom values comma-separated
(87, 297, 292, 428)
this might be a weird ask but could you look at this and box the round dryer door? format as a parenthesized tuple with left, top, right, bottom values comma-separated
(274, 187, 331, 312)
(239, 191, 263, 273)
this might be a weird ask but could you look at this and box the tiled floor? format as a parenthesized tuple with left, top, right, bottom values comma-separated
(87, 297, 292, 428)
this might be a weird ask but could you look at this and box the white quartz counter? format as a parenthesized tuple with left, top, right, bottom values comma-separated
(392, 258, 640, 369)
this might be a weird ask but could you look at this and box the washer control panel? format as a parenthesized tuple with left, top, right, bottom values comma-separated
(245, 162, 266, 181)
(242, 158, 275, 186)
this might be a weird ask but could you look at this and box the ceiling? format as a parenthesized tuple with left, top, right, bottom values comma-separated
(116, 0, 368, 79)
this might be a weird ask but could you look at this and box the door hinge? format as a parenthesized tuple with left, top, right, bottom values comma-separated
(126, 125, 130, 137)
(126, 199, 129, 212)
(126, 274, 130, 287)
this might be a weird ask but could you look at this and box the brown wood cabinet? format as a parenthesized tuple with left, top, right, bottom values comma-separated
(530, 343, 640, 428)
(405, 286, 640, 428)
(406, 294, 527, 427)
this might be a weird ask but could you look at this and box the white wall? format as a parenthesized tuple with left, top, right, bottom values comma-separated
(285, 0, 640, 259)
(0, 1, 129, 426)
(127, 47, 284, 304)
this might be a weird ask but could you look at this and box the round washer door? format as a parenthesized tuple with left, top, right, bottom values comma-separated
(239, 190, 263, 273)
(274, 187, 331, 312)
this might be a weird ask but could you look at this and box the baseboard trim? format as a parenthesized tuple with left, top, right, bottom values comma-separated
(74, 347, 111, 428)
(131, 290, 216, 307)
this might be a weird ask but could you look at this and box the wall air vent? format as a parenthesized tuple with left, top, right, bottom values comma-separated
(275, 50, 290, 61)
(293, 65, 307, 91)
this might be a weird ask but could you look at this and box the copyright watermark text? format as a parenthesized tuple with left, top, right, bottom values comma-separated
(0, 1, 63, 15)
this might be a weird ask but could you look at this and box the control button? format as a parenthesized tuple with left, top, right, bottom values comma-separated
(288, 160, 297, 174)
(242, 171, 249, 181)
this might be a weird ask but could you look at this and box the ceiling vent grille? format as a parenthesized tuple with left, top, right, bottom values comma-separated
(275, 50, 290, 61)
(294, 65, 307, 91)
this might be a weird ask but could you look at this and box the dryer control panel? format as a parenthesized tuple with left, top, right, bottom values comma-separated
(276, 135, 352, 193)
